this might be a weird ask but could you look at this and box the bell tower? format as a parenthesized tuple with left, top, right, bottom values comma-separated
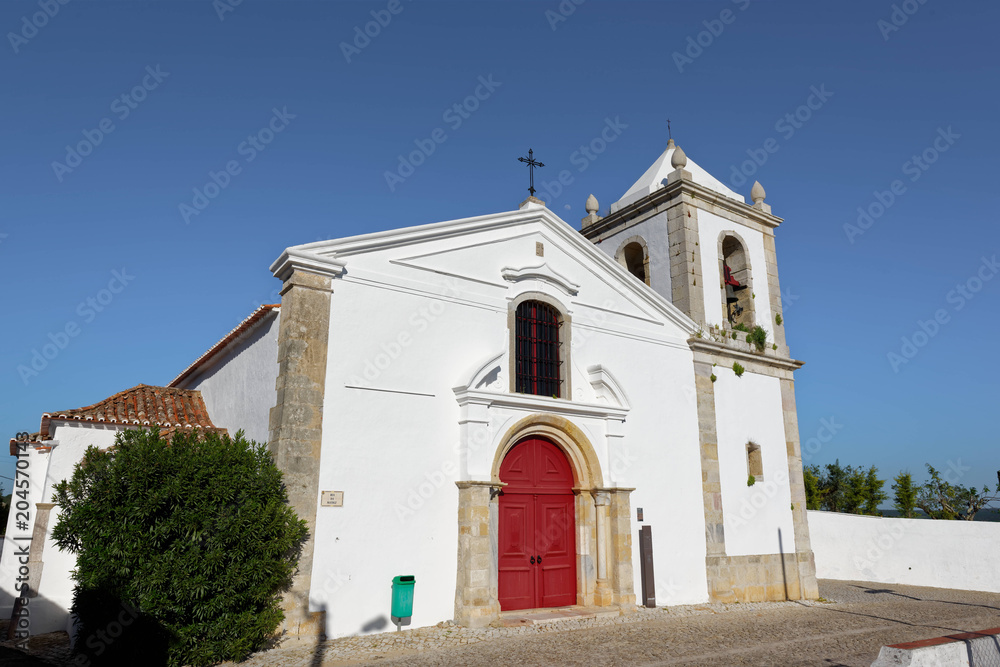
(579, 136, 819, 605)
(580, 139, 788, 354)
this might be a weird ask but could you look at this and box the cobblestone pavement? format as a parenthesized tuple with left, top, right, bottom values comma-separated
(228, 580, 1000, 667)
(4, 580, 999, 666)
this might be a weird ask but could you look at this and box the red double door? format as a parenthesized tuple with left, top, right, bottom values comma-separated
(498, 437, 577, 611)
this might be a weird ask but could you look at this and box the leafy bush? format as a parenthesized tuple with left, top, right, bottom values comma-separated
(52, 428, 308, 667)
(732, 362, 745, 377)
(733, 322, 750, 333)
(747, 475, 756, 487)
(775, 313, 783, 326)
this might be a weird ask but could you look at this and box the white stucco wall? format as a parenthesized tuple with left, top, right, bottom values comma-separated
(714, 368, 796, 557)
(176, 310, 279, 445)
(809, 510, 1000, 593)
(306, 214, 712, 637)
(592, 211, 672, 306)
(697, 210, 775, 337)
(0, 423, 122, 634)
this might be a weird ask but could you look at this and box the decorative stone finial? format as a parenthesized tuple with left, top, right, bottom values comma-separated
(667, 138, 675, 148)
(585, 194, 599, 215)
(670, 145, 687, 169)
(751, 181, 766, 204)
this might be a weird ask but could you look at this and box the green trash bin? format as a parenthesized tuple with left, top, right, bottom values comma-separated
(391, 575, 415, 629)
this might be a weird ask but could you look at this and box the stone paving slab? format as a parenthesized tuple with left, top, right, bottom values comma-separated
(4, 580, 998, 666)
(226, 580, 1000, 667)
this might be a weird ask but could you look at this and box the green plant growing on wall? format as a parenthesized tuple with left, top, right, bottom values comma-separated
(747, 474, 756, 486)
(772, 343, 777, 350)
(710, 373, 717, 383)
(733, 362, 745, 377)
(746, 325, 768, 352)
(775, 313, 783, 326)
(733, 322, 750, 333)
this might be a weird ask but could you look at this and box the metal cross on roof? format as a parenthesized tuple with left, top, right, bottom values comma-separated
(667, 118, 672, 142)
(518, 148, 545, 197)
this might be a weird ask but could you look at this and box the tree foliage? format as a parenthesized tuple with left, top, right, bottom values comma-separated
(52, 428, 308, 667)
(892, 471, 917, 518)
(914, 464, 999, 521)
(804, 461, 886, 516)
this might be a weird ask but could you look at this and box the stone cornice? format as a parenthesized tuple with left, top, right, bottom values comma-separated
(453, 388, 629, 421)
(270, 248, 346, 283)
(688, 338, 804, 373)
(584, 177, 784, 240)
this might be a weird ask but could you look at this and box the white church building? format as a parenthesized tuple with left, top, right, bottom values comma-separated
(3, 139, 819, 638)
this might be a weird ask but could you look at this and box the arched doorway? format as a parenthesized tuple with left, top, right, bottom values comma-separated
(498, 437, 577, 611)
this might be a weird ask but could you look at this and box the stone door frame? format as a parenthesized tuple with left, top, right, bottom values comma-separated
(454, 414, 636, 627)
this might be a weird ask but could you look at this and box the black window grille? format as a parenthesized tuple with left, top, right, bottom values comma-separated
(515, 300, 562, 397)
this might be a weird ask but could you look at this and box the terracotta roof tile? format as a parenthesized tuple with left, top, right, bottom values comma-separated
(38, 384, 226, 439)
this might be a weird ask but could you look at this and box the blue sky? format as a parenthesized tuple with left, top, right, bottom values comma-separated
(1, 0, 997, 496)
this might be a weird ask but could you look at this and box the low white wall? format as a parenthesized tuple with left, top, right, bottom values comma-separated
(808, 510, 1000, 593)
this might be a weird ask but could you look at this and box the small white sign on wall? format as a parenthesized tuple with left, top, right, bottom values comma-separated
(321, 491, 344, 507)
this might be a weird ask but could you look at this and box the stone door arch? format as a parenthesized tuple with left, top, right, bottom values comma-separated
(454, 414, 636, 627)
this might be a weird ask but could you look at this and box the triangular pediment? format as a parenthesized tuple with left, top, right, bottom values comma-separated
(271, 205, 698, 336)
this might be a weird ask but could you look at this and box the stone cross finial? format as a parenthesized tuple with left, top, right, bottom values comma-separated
(751, 181, 766, 204)
(670, 145, 688, 169)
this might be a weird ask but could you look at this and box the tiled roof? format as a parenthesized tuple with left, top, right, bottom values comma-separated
(168, 304, 279, 387)
(38, 384, 226, 439)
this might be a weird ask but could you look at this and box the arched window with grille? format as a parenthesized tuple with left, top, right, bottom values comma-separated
(514, 300, 563, 398)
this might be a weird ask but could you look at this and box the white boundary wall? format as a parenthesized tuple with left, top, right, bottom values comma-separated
(808, 510, 1000, 593)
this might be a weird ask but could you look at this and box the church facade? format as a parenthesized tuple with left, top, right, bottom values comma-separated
(2, 140, 818, 639)
(265, 140, 818, 635)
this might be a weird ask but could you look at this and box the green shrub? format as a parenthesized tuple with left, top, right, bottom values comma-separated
(775, 313, 783, 326)
(733, 322, 750, 333)
(747, 475, 756, 487)
(747, 325, 768, 352)
(710, 373, 717, 383)
(733, 362, 745, 377)
(52, 428, 308, 667)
